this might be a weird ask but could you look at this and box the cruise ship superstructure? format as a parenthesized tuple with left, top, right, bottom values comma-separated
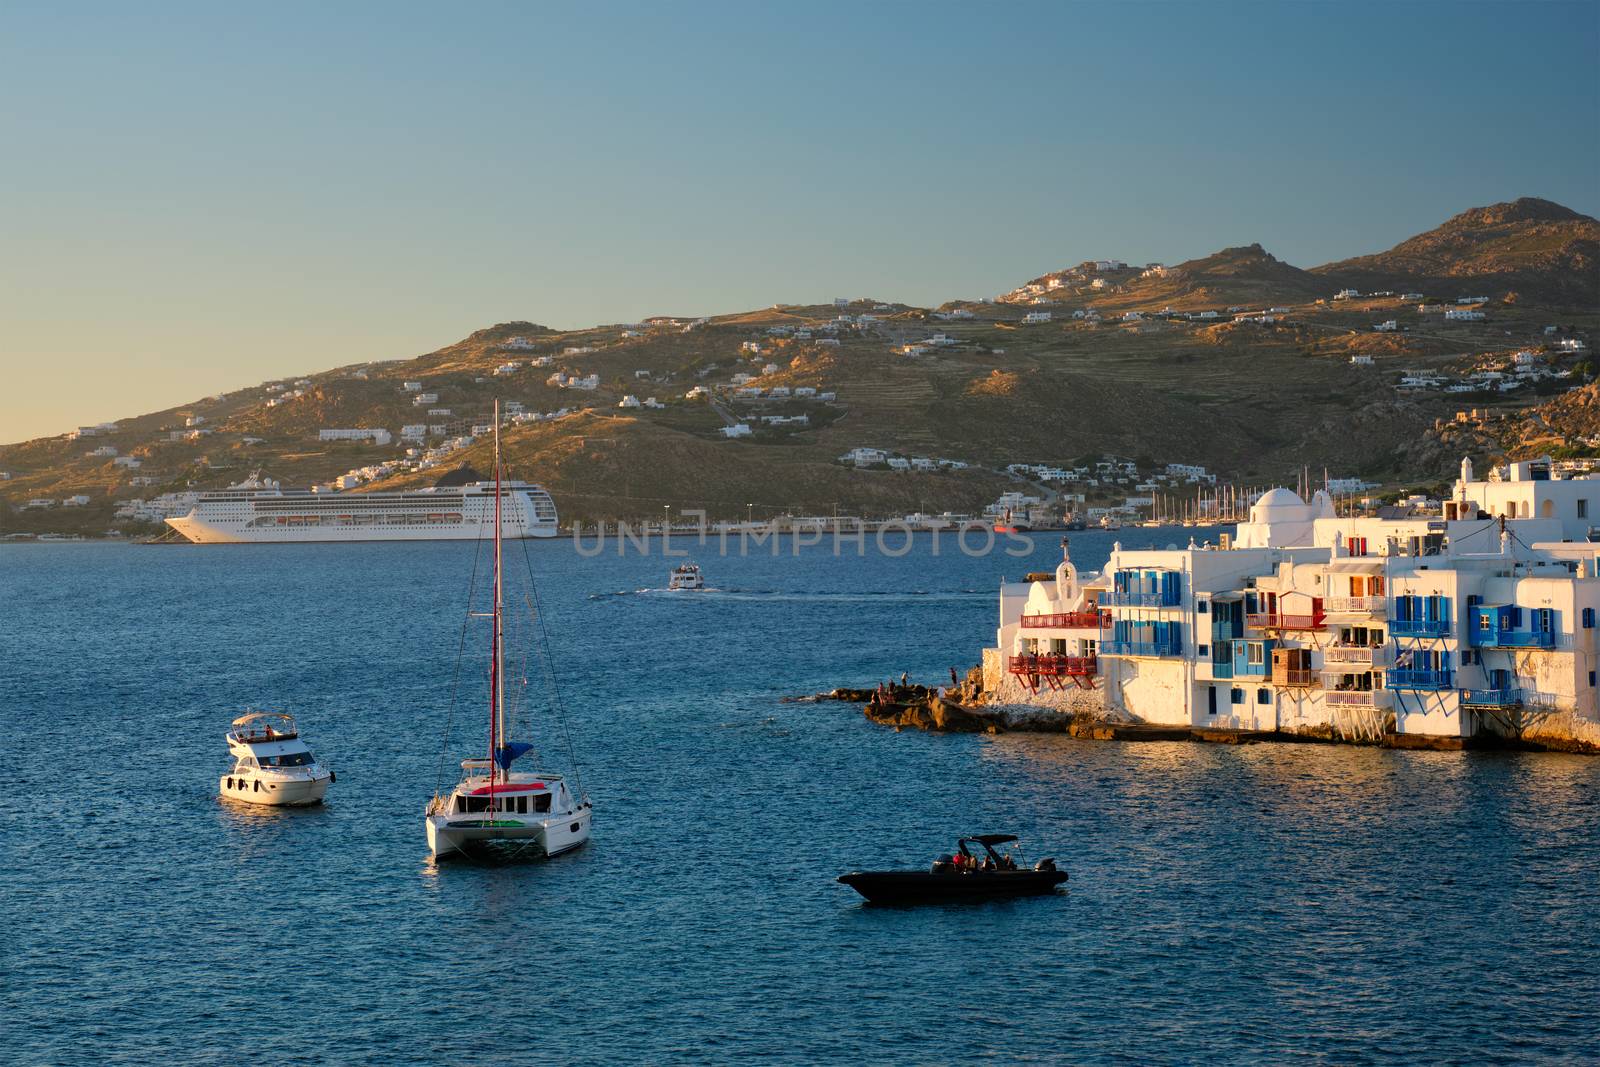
(985, 456, 1600, 750)
(166, 474, 559, 543)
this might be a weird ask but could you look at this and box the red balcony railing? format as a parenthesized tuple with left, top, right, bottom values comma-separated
(1247, 612, 1326, 631)
(1019, 611, 1106, 629)
(1008, 654, 1098, 677)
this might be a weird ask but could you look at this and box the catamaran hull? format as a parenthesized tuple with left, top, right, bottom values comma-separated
(426, 806, 592, 860)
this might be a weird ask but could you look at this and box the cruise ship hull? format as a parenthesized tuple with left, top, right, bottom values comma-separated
(164, 478, 560, 544)
(167, 515, 556, 543)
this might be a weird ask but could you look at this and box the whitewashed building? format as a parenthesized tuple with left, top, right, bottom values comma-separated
(981, 457, 1600, 750)
(320, 428, 393, 445)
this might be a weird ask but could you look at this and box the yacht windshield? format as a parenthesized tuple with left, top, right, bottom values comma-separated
(260, 752, 315, 767)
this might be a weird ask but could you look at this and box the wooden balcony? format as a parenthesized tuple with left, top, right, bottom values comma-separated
(1324, 645, 1388, 667)
(1326, 689, 1391, 709)
(1019, 610, 1106, 629)
(1271, 667, 1320, 688)
(1008, 654, 1097, 678)
(1247, 612, 1326, 631)
(1325, 596, 1385, 615)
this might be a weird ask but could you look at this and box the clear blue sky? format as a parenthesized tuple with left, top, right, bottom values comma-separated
(2, 0, 1596, 441)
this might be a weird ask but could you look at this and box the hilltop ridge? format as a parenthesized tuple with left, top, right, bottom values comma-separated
(1313, 197, 1600, 304)
(3, 198, 1597, 536)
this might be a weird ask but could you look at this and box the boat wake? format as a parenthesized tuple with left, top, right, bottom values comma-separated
(589, 589, 990, 602)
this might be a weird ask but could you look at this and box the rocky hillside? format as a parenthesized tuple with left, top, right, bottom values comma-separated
(4, 199, 1596, 535)
(1095, 244, 1326, 312)
(1313, 198, 1600, 306)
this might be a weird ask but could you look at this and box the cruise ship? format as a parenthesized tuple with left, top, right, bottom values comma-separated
(165, 474, 559, 543)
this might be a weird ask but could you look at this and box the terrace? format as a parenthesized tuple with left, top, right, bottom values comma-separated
(1246, 611, 1326, 631)
(1271, 667, 1319, 688)
(1019, 610, 1106, 629)
(1324, 596, 1385, 615)
(1386, 668, 1454, 690)
(1007, 654, 1097, 678)
(1460, 687, 1524, 709)
(1467, 624, 1556, 649)
(1325, 689, 1392, 709)
(1324, 645, 1388, 667)
(1100, 637, 1183, 658)
(1389, 617, 1451, 638)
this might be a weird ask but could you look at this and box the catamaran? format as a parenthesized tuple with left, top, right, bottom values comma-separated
(425, 402, 592, 860)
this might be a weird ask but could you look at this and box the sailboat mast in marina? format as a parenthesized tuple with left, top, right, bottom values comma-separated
(425, 401, 592, 860)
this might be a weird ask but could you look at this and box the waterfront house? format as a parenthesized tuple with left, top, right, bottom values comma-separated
(983, 457, 1600, 750)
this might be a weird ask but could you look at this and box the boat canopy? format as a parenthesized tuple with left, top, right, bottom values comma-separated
(229, 711, 298, 742)
(232, 710, 295, 729)
(963, 834, 1019, 847)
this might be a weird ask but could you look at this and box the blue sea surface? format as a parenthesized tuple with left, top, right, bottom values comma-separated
(4, 530, 1598, 1065)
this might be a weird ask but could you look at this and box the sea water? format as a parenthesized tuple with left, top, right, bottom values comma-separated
(4, 531, 1598, 1064)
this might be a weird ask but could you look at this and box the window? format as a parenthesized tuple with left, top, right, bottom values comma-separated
(1197, 644, 1209, 658)
(1247, 643, 1264, 665)
(1580, 499, 1589, 519)
(1197, 599, 1209, 614)
(1231, 688, 1244, 705)
(1585, 608, 1595, 630)
(1591, 672, 1596, 689)
(1257, 688, 1270, 705)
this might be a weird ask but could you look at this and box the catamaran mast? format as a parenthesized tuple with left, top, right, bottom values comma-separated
(492, 399, 505, 784)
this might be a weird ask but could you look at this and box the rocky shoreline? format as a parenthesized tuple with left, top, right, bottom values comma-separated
(798, 680, 1600, 754)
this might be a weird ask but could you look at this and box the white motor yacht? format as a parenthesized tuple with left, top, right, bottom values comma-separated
(668, 562, 705, 591)
(221, 711, 334, 806)
(425, 401, 592, 860)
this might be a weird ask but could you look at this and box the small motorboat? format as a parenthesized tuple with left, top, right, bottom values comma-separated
(838, 834, 1066, 904)
(667, 562, 705, 591)
(220, 711, 334, 806)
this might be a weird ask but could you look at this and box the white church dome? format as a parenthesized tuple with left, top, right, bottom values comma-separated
(1251, 487, 1309, 522)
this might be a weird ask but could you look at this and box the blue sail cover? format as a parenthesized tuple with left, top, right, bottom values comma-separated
(494, 742, 534, 770)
